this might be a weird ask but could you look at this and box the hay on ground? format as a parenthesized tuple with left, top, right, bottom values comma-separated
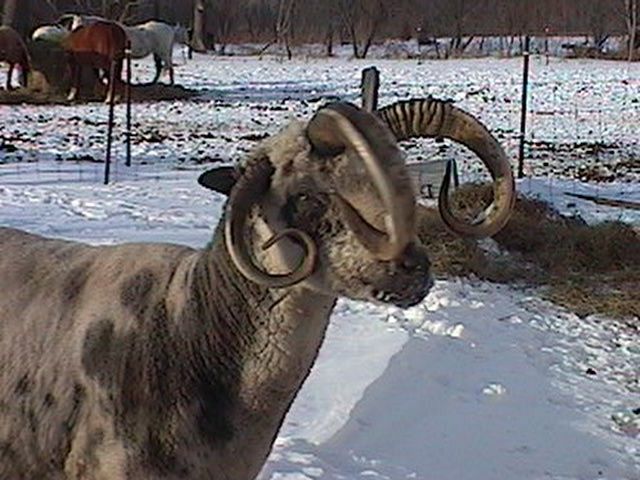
(417, 184, 640, 320)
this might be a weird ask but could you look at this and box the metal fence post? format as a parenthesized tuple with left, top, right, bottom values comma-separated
(104, 59, 117, 185)
(518, 35, 531, 179)
(361, 67, 380, 112)
(125, 40, 132, 167)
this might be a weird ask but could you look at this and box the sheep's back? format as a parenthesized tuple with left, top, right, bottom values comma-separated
(0, 227, 196, 475)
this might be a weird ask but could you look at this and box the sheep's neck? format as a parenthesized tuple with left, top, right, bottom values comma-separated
(176, 237, 335, 474)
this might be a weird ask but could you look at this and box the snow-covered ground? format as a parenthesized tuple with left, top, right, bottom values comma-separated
(1, 54, 639, 479)
(1, 52, 638, 181)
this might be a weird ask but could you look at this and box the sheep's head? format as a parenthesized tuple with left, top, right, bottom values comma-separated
(199, 102, 433, 308)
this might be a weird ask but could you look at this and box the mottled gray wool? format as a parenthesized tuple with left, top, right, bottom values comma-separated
(0, 114, 432, 479)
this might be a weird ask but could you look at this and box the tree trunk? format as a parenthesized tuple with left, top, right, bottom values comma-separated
(325, 24, 334, 56)
(2, 0, 30, 38)
(1, 0, 18, 26)
(275, 0, 296, 59)
(349, 25, 361, 58)
(192, 0, 207, 52)
(627, 0, 638, 61)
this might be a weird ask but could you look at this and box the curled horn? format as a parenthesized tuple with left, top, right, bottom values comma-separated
(225, 158, 317, 288)
(307, 102, 414, 261)
(377, 98, 515, 238)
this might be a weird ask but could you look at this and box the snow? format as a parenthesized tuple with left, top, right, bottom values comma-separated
(1, 53, 639, 479)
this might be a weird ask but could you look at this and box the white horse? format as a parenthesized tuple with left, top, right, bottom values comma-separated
(58, 15, 185, 84)
(57, 14, 105, 31)
(125, 20, 179, 84)
(31, 25, 68, 43)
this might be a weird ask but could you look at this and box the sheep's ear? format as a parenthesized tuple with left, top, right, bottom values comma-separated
(198, 166, 238, 196)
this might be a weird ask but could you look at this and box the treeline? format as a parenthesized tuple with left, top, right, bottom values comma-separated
(2, 0, 638, 59)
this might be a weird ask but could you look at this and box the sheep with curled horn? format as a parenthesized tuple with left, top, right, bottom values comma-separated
(376, 97, 516, 237)
(0, 101, 514, 479)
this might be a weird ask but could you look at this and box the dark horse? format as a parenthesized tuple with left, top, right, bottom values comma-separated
(62, 21, 126, 102)
(0, 26, 31, 90)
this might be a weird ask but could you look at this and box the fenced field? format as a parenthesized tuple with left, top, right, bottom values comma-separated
(1, 52, 638, 182)
(1, 49, 640, 479)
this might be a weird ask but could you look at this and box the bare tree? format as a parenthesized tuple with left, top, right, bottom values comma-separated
(620, 0, 639, 60)
(436, 0, 480, 57)
(583, 0, 612, 49)
(192, 0, 207, 51)
(258, 0, 297, 59)
(209, 0, 241, 54)
(243, 0, 276, 43)
(1, 0, 18, 26)
(275, 0, 297, 59)
(337, 0, 387, 59)
(2, 0, 31, 37)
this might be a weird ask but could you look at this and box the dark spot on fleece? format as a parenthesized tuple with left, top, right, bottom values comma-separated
(109, 302, 187, 475)
(51, 383, 86, 472)
(120, 268, 157, 318)
(61, 263, 91, 304)
(43, 393, 56, 409)
(14, 374, 31, 396)
(64, 383, 85, 433)
(82, 318, 115, 384)
(194, 374, 235, 446)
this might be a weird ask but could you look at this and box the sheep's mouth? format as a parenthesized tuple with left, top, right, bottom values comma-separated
(370, 275, 434, 308)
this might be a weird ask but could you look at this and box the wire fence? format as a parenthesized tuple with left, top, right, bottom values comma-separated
(380, 56, 640, 187)
(1, 54, 638, 188)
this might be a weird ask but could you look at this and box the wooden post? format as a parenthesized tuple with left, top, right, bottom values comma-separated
(104, 59, 117, 185)
(125, 41, 132, 167)
(517, 35, 530, 179)
(361, 67, 380, 112)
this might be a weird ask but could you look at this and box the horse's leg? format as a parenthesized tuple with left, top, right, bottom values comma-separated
(152, 53, 162, 84)
(114, 59, 124, 101)
(7, 63, 14, 90)
(20, 66, 28, 88)
(67, 59, 80, 101)
(93, 68, 105, 84)
(105, 59, 123, 103)
(104, 60, 114, 103)
(166, 45, 175, 85)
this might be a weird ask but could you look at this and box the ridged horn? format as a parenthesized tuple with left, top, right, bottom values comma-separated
(307, 102, 414, 260)
(225, 158, 317, 288)
(377, 98, 515, 238)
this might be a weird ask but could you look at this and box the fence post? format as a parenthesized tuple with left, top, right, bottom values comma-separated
(125, 40, 132, 167)
(518, 35, 531, 179)
(104, 59, 117, 185)
(361, 67, 380, 112)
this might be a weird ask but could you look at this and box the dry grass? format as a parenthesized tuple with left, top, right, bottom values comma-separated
(417, 184, 640, 320)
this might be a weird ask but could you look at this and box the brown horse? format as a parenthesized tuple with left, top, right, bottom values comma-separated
(62, 21, 126, 102)
(0, 26, 31, 90)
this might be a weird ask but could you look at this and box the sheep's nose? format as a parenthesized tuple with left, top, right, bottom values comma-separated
(398, 242, 430, 272)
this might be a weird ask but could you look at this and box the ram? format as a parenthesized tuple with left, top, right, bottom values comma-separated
(0, 102, 514, 479)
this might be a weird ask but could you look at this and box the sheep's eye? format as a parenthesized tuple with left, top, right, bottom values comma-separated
(282, 192, 325, 226)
